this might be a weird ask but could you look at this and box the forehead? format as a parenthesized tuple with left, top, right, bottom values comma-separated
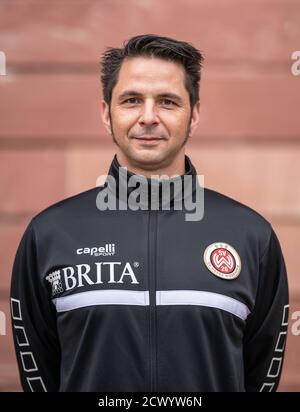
(113, 56, 187, 96)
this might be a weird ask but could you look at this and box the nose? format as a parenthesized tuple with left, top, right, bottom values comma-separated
(138, 99, 159, 126)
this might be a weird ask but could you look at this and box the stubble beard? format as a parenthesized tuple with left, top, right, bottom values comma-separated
(108, 107, 192, 168)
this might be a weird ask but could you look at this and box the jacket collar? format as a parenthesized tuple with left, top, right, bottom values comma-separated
(105, 154, 199, 210)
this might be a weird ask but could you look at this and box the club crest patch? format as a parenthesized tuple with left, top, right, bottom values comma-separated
(203, 242, 241, 280)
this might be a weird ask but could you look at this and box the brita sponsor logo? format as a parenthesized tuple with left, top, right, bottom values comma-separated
(46, 261, 140, 296)
(76, 243, 116, 256)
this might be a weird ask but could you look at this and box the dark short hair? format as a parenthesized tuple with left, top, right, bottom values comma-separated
(100, 34, 204, 109)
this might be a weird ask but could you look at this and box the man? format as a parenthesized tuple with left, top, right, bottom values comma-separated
(11, 34, 289, 392)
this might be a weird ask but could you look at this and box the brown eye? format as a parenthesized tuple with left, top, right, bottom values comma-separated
(161, 99, 176, 106)
(124, 98, 140, 104)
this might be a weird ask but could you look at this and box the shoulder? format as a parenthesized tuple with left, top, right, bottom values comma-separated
(203, 187, 273, 251)
(30, 186, 104, 229)
(204, 187, 269, 224)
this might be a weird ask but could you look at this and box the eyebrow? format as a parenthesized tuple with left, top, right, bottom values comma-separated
(118, 90, 184, 104)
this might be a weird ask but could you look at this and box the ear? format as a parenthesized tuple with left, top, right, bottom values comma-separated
(101, 99, 112, 135)
(189, 100, 201, 137)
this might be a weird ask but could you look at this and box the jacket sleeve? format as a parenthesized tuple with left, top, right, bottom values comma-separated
(10, 219, 61, 392)
(243, 226, 289, 392)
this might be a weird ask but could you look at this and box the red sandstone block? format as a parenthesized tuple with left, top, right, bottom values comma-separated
(0, 220, 31, 293)
(273, 223, 300, 296)
(65, 143, 115, 196)
(0, 74, 102, 139)
(0, 1, 299, 64)
(186, 143, 300, 217)
(0, 149, 65, 215)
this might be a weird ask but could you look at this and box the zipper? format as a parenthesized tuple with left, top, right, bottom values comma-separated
(148, 209, 158, 391)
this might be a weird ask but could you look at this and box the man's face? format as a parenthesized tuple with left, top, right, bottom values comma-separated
(102, 56, 200, 171)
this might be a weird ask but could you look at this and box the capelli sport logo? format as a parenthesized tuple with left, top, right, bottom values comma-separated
(76, 243, 116, 256)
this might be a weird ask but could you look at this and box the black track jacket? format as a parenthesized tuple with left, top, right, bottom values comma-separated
(10, 154, 289, 392)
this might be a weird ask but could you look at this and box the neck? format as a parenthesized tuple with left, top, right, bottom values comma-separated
(115, 149, 186, 178)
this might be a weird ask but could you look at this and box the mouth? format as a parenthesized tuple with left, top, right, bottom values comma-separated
(132, 135, 165, 145)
